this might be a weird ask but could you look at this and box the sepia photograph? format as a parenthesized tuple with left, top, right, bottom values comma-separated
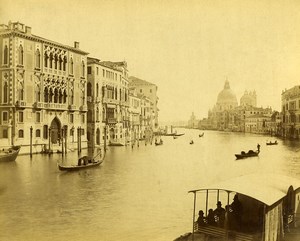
(1, 0, 300, 240)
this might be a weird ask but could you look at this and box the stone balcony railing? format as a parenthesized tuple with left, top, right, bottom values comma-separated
(15, 100, 26, 109)
(34, 102, 44, 109)
(79, 105, 88, 112)
(68, 104, 77, 111)
(102, 97, 119, 105)
(44, 103, 67, 110)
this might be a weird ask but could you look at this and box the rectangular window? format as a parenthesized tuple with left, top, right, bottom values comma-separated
(87, 66, 92, 74)
(19, 111, 24, 123)
(36, 129, 41, 137)
(103, 69, 105, 77)
(18, 129, 24, 138)
(36, 112, 41, 123)
(43, 125, 48, 139)
(82, 114, 85, 124)
(2, 111, 8, 123)
(96, 67, 99, 75)
(3, 129, 8, 138)
(70, 114, 74, 123)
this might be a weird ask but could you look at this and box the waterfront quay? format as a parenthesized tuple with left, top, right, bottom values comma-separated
(1, 129, 300, 241)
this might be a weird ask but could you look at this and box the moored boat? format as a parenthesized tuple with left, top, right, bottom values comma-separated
(199, 133, 204, 137)
(0, 146, 21, 162)
(174, 173, 300, 241)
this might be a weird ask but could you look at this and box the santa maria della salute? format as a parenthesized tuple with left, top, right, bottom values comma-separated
(189, 80, 277, 134)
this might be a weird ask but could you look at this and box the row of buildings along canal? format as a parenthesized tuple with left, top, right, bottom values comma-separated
(0, 21, 159, 154)
(188, 80, 300, 140)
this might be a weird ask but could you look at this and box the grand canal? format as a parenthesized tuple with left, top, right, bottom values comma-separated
(1, 128, 300, 241)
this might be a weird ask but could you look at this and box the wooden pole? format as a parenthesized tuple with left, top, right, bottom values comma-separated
(192, 192, 196, 241)
(77, 127, 80, 155)
(48, 127, 51, 155)
(64, 126, 67, 154)
(61, 128, 64, 156)
(30, 126, 33, 158)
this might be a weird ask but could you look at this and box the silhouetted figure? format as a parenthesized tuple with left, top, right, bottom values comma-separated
(230, 194, 243, 231)
(207, 209, 216, 226)
(197, 210, 206, 227)
(257, 143, 260, 152)
(214, 201, 226, 227)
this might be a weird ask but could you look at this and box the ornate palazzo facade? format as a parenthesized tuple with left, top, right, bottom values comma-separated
(0, 21, 88, 153)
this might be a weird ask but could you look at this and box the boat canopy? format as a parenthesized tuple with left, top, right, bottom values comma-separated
(189, 173, 300, 206)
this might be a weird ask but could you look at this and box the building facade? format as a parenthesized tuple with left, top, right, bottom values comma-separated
(87, 57, 130, 147)
(281, 86, 300, 139)
(0, 21, 88, 153)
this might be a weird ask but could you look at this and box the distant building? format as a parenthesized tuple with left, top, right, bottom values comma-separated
(188, 112, 198, 128)
(129, 76, 159, 129)
(0, 21, 88, 153)
(240, 90, 257, 107)
(281, 86, 300, 139)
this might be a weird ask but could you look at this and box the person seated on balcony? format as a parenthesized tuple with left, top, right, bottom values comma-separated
(206, 209, 216, 226)
(214, 201, 226, 227)
(197, 210, 206, 227)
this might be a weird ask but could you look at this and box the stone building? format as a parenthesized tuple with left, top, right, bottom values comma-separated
(87, 57, 130, 147)
(0, 21, 88, 153)
(128, 76, 159, 129)
(281, 86, 300, 139)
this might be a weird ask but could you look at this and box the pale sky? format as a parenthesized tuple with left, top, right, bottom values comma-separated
(1, 0, 300, 122)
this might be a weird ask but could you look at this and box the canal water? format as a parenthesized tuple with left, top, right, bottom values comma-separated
(1, 128, 300, 241)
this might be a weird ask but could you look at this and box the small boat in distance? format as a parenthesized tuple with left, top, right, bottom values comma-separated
(174, 133, 185, 137)
(199, 133, 204, 137)
(190, 140, 194, 145)
(173, 136, 178, 139)
(266, 140, 278, 145)
(0, 146, 21, 162)
(58, 149, 105, 171)
(235, 149, 259, 159)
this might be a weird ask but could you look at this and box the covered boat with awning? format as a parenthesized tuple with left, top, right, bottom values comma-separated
(175, 173, 300, 241)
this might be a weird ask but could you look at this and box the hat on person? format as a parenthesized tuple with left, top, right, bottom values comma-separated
(217, 201, 222, 206)
(199, 210, 204, 215)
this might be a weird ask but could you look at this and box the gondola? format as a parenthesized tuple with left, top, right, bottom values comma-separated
(155, 139, 163, 146)
(190, 140, 194, 145)
(0, 146, 21, 162)
(266, 141, 278, 145)
(199, 133, 204, 137)
(235, 150, 259, 159)
(58, 149, 105, 171)
(174, 133, 185, 137)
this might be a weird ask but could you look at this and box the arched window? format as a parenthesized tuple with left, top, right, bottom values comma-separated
(3, 81, 8, 103)
(35, 49, 41, 68)
(69, 90, 74, 105)
(44, 87, 48, 102)
(96, 83, 99, 97)
(44, 52, 48, 67)
(36, 85, 41, 102)
(4, 45, 8, 65)
(87, 110, 92, 122)
(18, 82, 24, 100)
(36, 129, 41, 137)
(49, 53, 53, 68)
(54, 88, 58, 103)
(87, 83, 92, 96)
(63, 56, 67, 71)
(63, 90, 67, 103)
(18, 45, 24, 65)
(54, 54, 58, 69)
(82, 61, 85, 77)
(58, 89, 63, 103)
(59, 56, 62, 70)
(70, 58, 73, 75)
(115, 88, 118, 100)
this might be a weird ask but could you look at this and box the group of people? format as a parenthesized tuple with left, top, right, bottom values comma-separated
(197, 194, 243, 231)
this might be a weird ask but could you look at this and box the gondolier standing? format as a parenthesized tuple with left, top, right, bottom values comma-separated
(257, 143, 260, 152)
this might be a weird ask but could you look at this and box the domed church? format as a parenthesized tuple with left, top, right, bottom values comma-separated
(216, 80, 238, 111)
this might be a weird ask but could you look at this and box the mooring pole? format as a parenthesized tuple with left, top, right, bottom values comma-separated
(30, 126, 33, 158)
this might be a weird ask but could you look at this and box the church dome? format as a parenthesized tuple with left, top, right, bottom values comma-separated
(216, 80, 238, 106)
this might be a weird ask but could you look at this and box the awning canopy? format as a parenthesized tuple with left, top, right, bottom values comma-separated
(189, 173, 300, 206)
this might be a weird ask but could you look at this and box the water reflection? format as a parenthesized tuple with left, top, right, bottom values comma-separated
(1, 129, 300, 241)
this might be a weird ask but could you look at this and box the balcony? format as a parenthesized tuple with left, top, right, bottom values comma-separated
(79, 105, 88, 112)
(68, 104, 77, 111)
(15, 100, 26, 109)
(107, 118, 117, 124)
(102, 97, 119, 105)
(44, 103, 67, 111)
(34, 102, 44, 109)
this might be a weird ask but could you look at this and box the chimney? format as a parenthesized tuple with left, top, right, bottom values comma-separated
(74, 41, 80, 49)
(25, 26, 31, 35)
